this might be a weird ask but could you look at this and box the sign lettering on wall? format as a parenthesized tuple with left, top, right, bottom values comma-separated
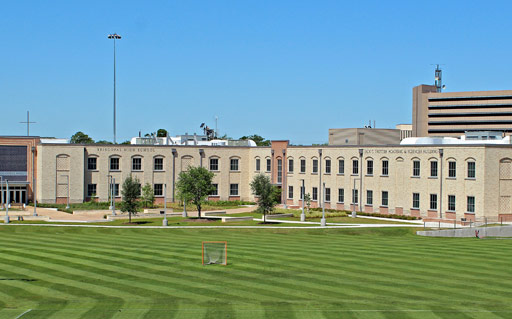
(364, 149, 439, 154)
(95, 148, 156, 153)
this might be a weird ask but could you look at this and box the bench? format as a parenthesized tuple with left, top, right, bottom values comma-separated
(9, 203, 26, 210)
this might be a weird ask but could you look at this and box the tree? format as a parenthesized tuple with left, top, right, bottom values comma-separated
(96, 140, 113, 144)
(176, 166, 215, 218)
(121, 176, 141, 223)
(250, 174, 280, 223)
(120, 140, 131, 145)
(304, 193, 311, 214)
(70, 131, 94, 144)
(157, 129, 168, 137)
(141, 183, 155, 208)
(240, 134, 271, 146)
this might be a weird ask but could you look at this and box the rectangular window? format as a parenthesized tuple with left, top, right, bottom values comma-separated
(255, 158, 261, 171)
(210, 158, 219, 171)
(467, 196, 475, 213)
(87, 184, 97, 197)
(230, 184, 239, 196)
(352, 189, 358, 204)
(325, 159, 331, 174)
(288, 186, 293, 199)
(448, 195, 456, 211)
(367, 160, 373, 175)
(210, 184, 218, 196)
(352, 160, 359, 175)
(448, 161, 456, 178)
(110, 157, 120, 171)
(110, 183, 120, 197)
(467, 162, 476, 179)
(430, 194, 438, 210)
(288, 159, 294, 173)
(338, 188, 344, 203)
(413, 160, 420, 177)
(382, 191, 388, 206)
(312, 187, 318, 201)
(132, 157, 142, 171)
(300, 159, 306, 173)
(300, 186, 305, 200)
(412, 193, 420, 209)
(266, 159, 271, 172)
(277, 159, 282, 183)
(154, 158, 164, 171)
(382, 160, 388, 176)
(430, 161, 438, 177)
(230, 158, 239, 171)
(338, 159, 345, 174)
(154, 184, 163, 196)
(366, 190, 373, 205)
(87, 157, 97, 170)
(325, 188, 331, 202)
(312, 159, 318, 173)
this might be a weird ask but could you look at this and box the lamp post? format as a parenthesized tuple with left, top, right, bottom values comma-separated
(5, 180, 9, 224)
(32, 146, 37, 216)
(163, 183, 168, 226)
(108, 33, 121, 144)
(112, 177, 116, 216)
(352, 178, 360, 218)
(108, 175, 113, 210)
(321, 182, 326, 227)
(300, 179, 306, 222)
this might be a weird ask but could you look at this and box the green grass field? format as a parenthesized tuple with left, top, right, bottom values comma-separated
(0, 225, 511, 318)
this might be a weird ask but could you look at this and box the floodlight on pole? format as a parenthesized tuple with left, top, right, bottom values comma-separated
(108, 33, 121, 144)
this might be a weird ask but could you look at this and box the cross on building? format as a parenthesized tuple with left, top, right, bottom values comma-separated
(19, 111, 36, 136)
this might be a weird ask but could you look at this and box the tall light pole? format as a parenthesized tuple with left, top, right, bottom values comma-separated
(5, 180, 9, 224)
(300, 179, 305, 222)
(321, 182, 326, 227)
(0, 176, 3, 211)
(32, 146, 37, 216)
(108, 33, 121, 144)
(163, 184, 168, 226)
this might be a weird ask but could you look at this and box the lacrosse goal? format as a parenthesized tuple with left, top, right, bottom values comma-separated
(202, 241, 227, 265)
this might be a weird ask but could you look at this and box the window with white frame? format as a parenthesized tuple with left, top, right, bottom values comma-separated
(312, 187, 318, 201)
(288, 185, 293, 199)
(210, 184, 218, 196)
(338, 159, 345, 174)
(448, 161, 456, 178)
(110, 183, 120, 197)
(381, 191, 388, 206)
(87, 184, 97, 197)
(154, 184, 163, 196)
(230, 184, 239, 196)
(367, 160, 373, 175)
(467, 196, 475, 213)
(110, 157, 120, 171)
(412, 193, 420, 209)
(300, 159, 306, 173)
(352, 160, 359, 175)
(230, 158, 239, 171)
(266, 159, 271, 172)
(132, 157, 142, 171)
(277, 159, 282, 183)
(413, 160, 420, 177)
(87, 157, 97, 170)
(467, 162, 476, 179)
(325, 188, 331, 202)
(352, 189, 358, 204)
(367, 190, 373, 205)
(210, 158, 219, 171)
(448, 195, 456, 211)
(325, 159, 331, 174)
(154, 157, 164, 171)
(338, 188, 344, 203)
(288, 159, 294, 173)
(255, 158, 261, 171)
(312, 159, 318, 173)
(430, 161, 438, 177)
(382, 160, 388, 176)
(430, 194, 438, 210)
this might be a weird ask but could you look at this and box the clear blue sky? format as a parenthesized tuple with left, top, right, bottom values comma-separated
(2, 1, 512, 144)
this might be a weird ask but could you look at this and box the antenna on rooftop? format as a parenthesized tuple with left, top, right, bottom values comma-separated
(433, 64, 446, 92)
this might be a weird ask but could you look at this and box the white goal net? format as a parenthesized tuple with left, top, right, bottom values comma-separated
(202, 241, 227, 265)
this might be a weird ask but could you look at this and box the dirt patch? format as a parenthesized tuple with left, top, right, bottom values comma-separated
(122, 221, 151, 225)
(184, 218, 216, 223)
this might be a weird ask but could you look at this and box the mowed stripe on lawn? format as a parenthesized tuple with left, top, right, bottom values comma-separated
(0, 226, 511, 319)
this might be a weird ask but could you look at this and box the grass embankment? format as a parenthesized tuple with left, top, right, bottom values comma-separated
(270, 208, 414, 224)
(0, 226, 509, 318)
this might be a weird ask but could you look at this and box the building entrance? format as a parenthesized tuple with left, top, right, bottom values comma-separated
(1, 186, 27, 204)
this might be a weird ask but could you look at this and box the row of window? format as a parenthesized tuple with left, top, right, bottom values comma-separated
(286, 186, 475, 213)
(87, 183, 241, 197)
(88, 157, 164, 171)
(414, 160, 475, 179)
